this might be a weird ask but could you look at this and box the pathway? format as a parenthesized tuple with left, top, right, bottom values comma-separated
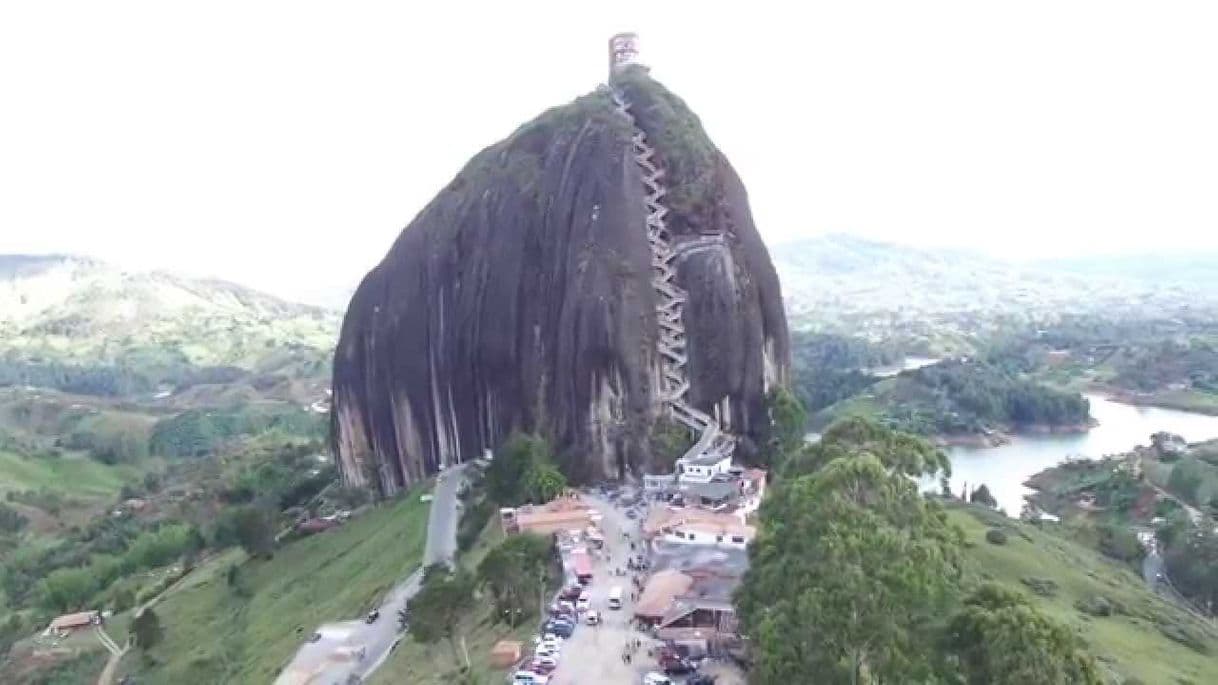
(274, 463, 470, 685)
(610, 86, 735, 468)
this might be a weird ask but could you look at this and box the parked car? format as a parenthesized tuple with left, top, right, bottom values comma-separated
(661, 657, 697, 675)
(529, 656, 559, 674)
(365, 609, 380, 624)
(513, 670, 550, 685)
(642, 673, 673, 685)
(535, 644, 560, 659)
(585, 610, 601, 625)
(560, 585, 583, 600)
(576, 597, 590, 611)
(307, 631, 322, 643)
(686, 675, 716, 685)
(545, 622, 574, 638)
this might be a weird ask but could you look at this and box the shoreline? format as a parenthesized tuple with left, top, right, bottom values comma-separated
(933, 420, 1094, 449)
(1093, 386, 1218, 417)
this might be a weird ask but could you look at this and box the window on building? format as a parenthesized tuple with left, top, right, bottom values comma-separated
(731, 535, 745, 544)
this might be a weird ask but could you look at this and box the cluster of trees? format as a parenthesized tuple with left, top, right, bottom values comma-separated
(1158, 512, 1218, 615)
(406, 564, 477, 668)
(1113, 339, 1218, 393)
(409, 533, 556, 672)
(476, 534, 555, 626)
(736, 418, 1101, 684)
(33, 523, 204, 612)
(220, 440, 333, 510)
(1167, 457, 1218, 510)
(789, 332, 896, 412)
(873, 360, 1090, 436)
(149, 403, 323, 457)
(0, 358, 156, 397)
(483, 433, 567, 507)
(61, 412, 152, 464)
(0, 356, 253, 398)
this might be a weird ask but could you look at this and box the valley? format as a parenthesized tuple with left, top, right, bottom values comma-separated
(1, 237, 1217, 684)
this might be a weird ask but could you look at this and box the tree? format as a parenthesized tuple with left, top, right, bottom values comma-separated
(40, 567, 97, 612)
(214, 505, 276, 558)
(485, 433, 550, 505)
(1163, 525, 1218, 614)
(527, 463, 567, 504)
(130, 608, 163, 650)
(0, 503, 27, 534)
(785, 415, 951, 480)
(648, 418, 694, 471)
(970, 484, 998, 509)
(407, 566, 476, 667)
(737, 420, 962, 684)
(942, 584, 1101, 684)
(760, 387, 808, 468)
(477, 534, 553, 626)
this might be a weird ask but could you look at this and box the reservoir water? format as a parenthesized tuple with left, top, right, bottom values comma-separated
(942, 394, 1218, 515)
(867, 356, 940, 377)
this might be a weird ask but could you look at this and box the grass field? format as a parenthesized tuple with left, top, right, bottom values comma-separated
(949, 504, 1218, 684)
(0, 449, 145, 499)
(117, 489, 431, 684)
(371, 519, 538, 684)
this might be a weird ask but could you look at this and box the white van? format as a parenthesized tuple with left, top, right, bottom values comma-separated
(608, 586, 623, 609)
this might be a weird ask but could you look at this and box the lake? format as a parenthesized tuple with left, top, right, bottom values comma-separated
(867, 356, 941, 377)
(940, 394, 1218, 515)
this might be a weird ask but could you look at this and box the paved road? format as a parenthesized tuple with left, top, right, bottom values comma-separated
(275, 464, 469, 685)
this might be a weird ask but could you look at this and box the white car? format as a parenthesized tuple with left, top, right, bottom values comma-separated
(585, 610, 601, 625)
(643, 673, 673, 685)
(535, 643, 561, 659)
(576, 597, 591, 611)
(530, 655, 559, 671)
(513, 671, 550, 685)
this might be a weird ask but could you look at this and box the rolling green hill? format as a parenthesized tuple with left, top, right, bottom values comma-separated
(950, 503, 1218, 684)
(0, 254, 338, 403)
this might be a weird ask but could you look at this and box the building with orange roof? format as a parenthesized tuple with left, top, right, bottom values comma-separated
(499, 491, 600, 536)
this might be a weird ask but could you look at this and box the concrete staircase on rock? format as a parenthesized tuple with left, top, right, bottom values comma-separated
(610, 87, 736, 466)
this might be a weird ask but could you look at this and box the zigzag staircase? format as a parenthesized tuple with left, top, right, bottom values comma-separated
(611, 87, 736, 466)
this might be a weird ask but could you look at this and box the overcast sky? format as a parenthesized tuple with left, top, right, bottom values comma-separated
(2, 1, 1216, 305)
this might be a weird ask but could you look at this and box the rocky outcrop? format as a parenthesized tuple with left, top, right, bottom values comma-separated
(332, 69, 789, 494)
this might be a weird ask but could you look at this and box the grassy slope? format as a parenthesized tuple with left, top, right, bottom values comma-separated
(119, 490, 430, 684)
(0, 449, 146, 498)
(949, 505, 1218, 684)
(371, 519, 537, 684)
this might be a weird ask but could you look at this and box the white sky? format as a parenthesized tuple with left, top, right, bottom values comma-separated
(2, 1, 1216, 305)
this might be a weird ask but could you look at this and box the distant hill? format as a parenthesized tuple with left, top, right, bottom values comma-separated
(1035, 252, 1218, 290)
(771, 234, 1218, 354)
(0, 254, 340, 401)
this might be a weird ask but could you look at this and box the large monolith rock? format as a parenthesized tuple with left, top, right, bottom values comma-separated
(332, 68, 789, 494)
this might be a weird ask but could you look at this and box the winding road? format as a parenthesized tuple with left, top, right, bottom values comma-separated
(275, 464, 470, 685)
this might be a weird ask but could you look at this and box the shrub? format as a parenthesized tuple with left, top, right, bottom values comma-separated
(985, 528, 1008, 545)
(1020, 576, 1059, 597)
(1074, 595, 1113, 617)
(111, 586, 136, 613)
(1158, 622, 1209, 654)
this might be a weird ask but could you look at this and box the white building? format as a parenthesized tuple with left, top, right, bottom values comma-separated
(675, 452, 732, 484)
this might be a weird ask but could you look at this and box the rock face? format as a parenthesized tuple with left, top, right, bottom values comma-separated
(332, 68, 789, 494)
